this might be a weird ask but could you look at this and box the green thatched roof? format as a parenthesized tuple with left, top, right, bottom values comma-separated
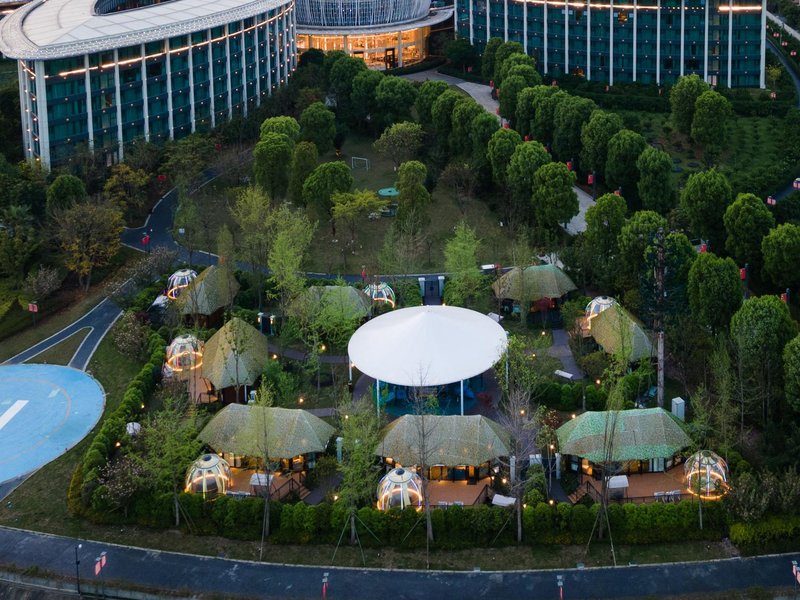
(492, 264, 577, 302)
(589, 303, 654, 362)
(198, 404, 335, 459)
(201, 317, 268, 389)
(178, 265, 239, 316)
(376, 415, 510, 466)
(298, 285, 372, 320)
(556, 408, 690, 463)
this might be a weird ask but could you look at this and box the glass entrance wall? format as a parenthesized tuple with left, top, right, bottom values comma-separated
(297, 26, 428, 68)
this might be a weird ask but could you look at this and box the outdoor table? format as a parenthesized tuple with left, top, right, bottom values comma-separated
(378, 187, 399, 198)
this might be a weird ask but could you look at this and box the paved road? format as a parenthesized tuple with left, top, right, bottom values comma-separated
(0, 526, 798, 599)
(2, 298, 122, 371)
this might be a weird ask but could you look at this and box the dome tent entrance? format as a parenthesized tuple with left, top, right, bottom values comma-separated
(347, 305, 508, 415)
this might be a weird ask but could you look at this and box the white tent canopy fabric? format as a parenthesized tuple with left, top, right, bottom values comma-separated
(348, 305, 508, 387)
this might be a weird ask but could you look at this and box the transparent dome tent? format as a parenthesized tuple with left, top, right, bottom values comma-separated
(685, 450, 729, 500)
(164, 334, 203, 376)
(185, 453, 232, 497)
(364, 282, 396, 308)
(167, 269, 197, 300)
(585, 296, 617, 320)
(377, 467, 423, 511)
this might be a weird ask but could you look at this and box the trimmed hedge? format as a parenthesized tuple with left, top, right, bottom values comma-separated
(730, 516, 800, 549)
(68, 331, 166, 517)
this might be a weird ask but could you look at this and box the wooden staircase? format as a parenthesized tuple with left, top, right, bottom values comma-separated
(569, 481, 602, 504)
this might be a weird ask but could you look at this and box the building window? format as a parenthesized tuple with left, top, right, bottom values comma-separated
(664, 57, 673, 69)
(618, 10, 628, 23)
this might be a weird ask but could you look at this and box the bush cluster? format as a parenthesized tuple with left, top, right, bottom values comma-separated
(68, 331, 166, 516)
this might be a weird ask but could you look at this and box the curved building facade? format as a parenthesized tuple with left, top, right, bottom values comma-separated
(296, 0, 453, 68)
(0, 0, 297, 167)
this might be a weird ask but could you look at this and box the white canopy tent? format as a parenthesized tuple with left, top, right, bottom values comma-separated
(347, 305, 508, 415)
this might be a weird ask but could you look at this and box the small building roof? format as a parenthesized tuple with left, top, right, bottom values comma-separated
(376, 414, 510, 466)
(297, 285, 372, 320)
(177, 265, 239, 316)
(556, 408, 690, 463)
(492, 264, 577, 302)
(201, 317, 268, 389)
(589, 303, 654, 363)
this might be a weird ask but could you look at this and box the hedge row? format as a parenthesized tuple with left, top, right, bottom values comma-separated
(129, 494, 725, 549)
(67, 331, 166, 516)
(730, 515, 800, 548)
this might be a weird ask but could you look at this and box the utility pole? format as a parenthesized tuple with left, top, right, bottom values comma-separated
(654, 227, 666, 408)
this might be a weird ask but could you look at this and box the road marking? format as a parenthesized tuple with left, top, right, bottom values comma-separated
(0, 400, 27, 431)
(48, 389, 59, 398)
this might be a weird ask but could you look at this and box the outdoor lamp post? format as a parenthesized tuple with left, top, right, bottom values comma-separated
(74, 543, 82, 595)
(257, 312, 265, 334)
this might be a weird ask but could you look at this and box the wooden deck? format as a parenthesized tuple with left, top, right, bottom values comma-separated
(579, 466, 691, 503)
(426, 477, 491, 507)
(228, 468, 308, 501)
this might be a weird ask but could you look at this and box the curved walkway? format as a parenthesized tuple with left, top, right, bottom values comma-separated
(0, 526, 798, 599)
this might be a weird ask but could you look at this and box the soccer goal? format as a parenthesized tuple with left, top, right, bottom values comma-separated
(351, 156, 370, 171)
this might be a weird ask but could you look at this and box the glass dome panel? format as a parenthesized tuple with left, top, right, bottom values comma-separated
(185, 453, 232, 497)
(685, 450, 729, 500)
(165, 334, 203, 375)
(167, 269, 198, 300)
(364, 282, 396, 308)
(585, 296, 617, 318)
(377, 467, 423, 511)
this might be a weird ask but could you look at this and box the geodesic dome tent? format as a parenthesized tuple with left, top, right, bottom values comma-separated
(164, 334, 203, 376)
(377, 467, 423, 511)
(185, 453, 232, 497)
(585, 296, 617, 320)
(685, 450, 729, 500)
(166, 269, 197, 300)
(364, 282, 396, 308)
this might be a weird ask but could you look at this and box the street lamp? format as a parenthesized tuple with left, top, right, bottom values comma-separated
(75, 543, 82, 595)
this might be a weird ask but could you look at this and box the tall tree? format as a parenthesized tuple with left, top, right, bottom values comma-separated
(162, 133, 214, 195)
(532, 90, 568, 146)
(46, 174, 86, 216)
(302, 161, 353, 234)
(495, 52, 536, 87)
(414, 80, 449, 129)
(784, 335, 800, 413)
(680, 169, 733, 251)
(259, 116, 300, 143)
(373, 122, 425, 169)
(481, 37, 504, 80)
(552, 96, 597, 164)
(723, 192, 775, 269)
(299, 102, 336, 154)
(332, 189, 387, 243)
(253, 132, 293, 199)
(268, 206, 315, 323)
(507, 141, 551, 209)
(687, 251, 742, 334)
(470, 111, 501, 182)
(375, 76, 418, 127)
(761, 223, 800, 289)
(328, 56, 367, 111)
(636, 147, 675, 215)
(487, 128, 523, 187)
(103, 164, 150, 213)
(584, 193, 627, 288)
(396, 160, 431, 233)
(531, 162, 578, 230)
(431, 89, 464, 148)
(449, 99, 484, 157)
(492, 41, 525, 83)
(691, 90, 732, 151)
(443, 221, 482, 306)
(514, 87, 540, 139)
(351, 70, 385, 129)
(0, 204, 38, 284)
(288, 141, 319, 206)
(605, 129, 646, 208)
(669, 74, 710, 135)
(580, 111, 623, 179)
(498, 75, 528, 122)
(57, 201, 123, 291)
(616, 210, 668, 291)
(445, 38, 480, 72)
(230, 186, 272, 308)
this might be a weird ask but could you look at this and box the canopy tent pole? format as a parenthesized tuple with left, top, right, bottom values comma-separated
(460, 379, 464, 416)
(348, 356, 352, 383)
(376, 378, 381, 417)
(505, 331, 510, 391)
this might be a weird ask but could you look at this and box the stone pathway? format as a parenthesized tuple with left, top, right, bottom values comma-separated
(547, 329, 585, 380)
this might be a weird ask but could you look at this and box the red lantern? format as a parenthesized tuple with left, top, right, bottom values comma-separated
(770, 91, 777, 100)
(503, 122, 510, 129)
(699, 243, 708, 253)
(495, 107, 500, 115)
(767, 195, 777, 206)
(141, 234, 151, 247)
(791, 50, 797, 57)
(524, 135, 530, 141)
(781, 292, 789, 303)
(613, 189, 621, 196)
(774, 31, 780, 38)
(489, 80, 494, 89)
(157, 174, 167, 183)
(566, 161, 573, 171)
(740, 267, 747, 281)
(588, 173, 594, 185)
(215, 143, 221, 151)
(551, 80, 558, 87)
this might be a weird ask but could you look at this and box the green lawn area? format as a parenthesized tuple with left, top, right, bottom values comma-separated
(27, 327, 90, 366)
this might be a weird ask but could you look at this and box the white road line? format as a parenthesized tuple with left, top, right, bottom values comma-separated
(0, 400, 27, 431)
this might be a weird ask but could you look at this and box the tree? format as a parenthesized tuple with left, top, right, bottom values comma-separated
(507, 141, 550, 219)
(431, 89, 464, 146)
(496, 52, 535, 86)
(669, 74, 710, 135)
(723, 192, 775, 268)
(470, 111, 501, 179)
(532, 89, 569, 146)
(439, 161, 477, 213)
(375, 76, 418, 127)
(46, 174, 85, 216)
(691, 90, 732, 150)
(514, 87, 540, 139)
(22, 265, 61, 302)
(396, 160, 431, 232)
(505, 63, 541, 88)
(616, 210, 668, 290)
(268, 206, 315, 323)
(498, 75, 528, 122)
(373, 122, 425, 168)
(57, 201, 123, 291)
(253, 132, 293, 199)
(162, 134, 214, 194)
(680, 169, 733, 251)
(636, 147, 676, 214)
(351, 70, 385, 128)
(584, 193, 627, 286)
(259, 116, 300, 143)
(730, 295, 797, 424)
(580, 111, 623, 177)
(0, 204, 38, 284)
(112, 310, 151, 361)
(605, 129, 646, 208)
(443, 221, 482, 306)
(531, 162, 578, 229)
(487, 128, 523, 187)
(302, 161, 353, 234)
(481, 37, 504, 80)
(288, 141, 319, 205)
(300, 102, 336, 154)
(641, 232, 696, 325)
(785, 335, 800, 413)
(103, 164, 150, 213)
(492, 41, 525, 83)
(332, 189, 387, 243)
(552, 96, 597, 164)
(328, 56, 368, 108)
(687, 252, 742, 334)
(140, 392, 200, 527)
(337, 398, 382, 545)
(230, 186, 272, 308)
(378, 219, 426, 276)
(414, 80, 449, 129)
(446, 38, 479, 72)
(449, 99, 483, 157)
(173, 196, 203, 265)
(762, 223, 800, 289)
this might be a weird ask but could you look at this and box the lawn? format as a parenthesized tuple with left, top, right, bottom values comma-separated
(27, 327, 90, 366)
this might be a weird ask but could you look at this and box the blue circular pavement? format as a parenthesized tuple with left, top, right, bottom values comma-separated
(0, 364, 105, 484)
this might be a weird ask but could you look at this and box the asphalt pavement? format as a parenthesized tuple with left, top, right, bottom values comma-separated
(0, 526, 798, 599)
